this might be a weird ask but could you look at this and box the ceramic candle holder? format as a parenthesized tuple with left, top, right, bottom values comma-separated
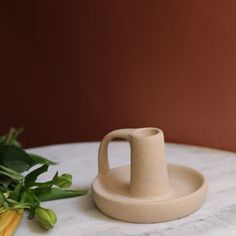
(92, 128, 207, 223)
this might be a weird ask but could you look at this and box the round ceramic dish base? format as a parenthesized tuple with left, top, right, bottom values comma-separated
(92, 163, 207, 223)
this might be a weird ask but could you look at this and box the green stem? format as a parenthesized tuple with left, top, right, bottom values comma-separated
(4, 128, 15, 145)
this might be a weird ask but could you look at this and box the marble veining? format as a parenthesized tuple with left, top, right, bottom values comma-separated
(15, 142, 236, 236)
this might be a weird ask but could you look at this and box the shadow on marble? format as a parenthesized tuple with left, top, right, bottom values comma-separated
(78, 191, 123, 224)
(25, 216, 47, 234)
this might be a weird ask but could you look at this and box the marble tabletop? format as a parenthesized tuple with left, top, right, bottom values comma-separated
(15, 142, 236, 236)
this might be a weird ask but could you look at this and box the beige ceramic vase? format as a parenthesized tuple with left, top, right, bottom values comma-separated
(92, 128, 207, 223)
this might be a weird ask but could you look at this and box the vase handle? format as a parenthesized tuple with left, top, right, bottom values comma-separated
(98, 129, 133, 174)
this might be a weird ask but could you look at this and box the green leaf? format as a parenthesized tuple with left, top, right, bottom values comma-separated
(33, 187, 87, 201)
(28, 153, 56, 165)
(24, 190, 39, 205)
(8, 182, 22, 201)
(0, 171, 23, 181)
(0, 145, 34, 172)
(33, 172, 58, 188)
(6, 198, 18, 204)
(0, 192, 8, 209)
(3, 127, 24, 147)
(7, 181, 17, 191)
(0, 185, 9, 192)
(23, 189, 40, 219)
(24, 165, 49, 188)
(0, 165, 24, 181)
(0, 145, 56, 173)
(0, 165, 23, 177)
(0, 136, 5, 145)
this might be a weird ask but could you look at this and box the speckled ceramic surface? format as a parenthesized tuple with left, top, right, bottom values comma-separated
(92, 128, 207, 223)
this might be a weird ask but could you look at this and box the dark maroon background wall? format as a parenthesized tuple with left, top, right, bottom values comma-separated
(1, 1, 236, 150)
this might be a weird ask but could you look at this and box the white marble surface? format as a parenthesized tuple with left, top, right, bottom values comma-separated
(15, 142, 236, 236)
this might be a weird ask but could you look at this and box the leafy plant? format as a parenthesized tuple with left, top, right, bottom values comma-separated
(0, 128, 87, 233)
